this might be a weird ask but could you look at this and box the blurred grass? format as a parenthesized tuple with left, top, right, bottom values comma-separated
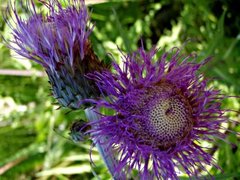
(0, 0, 240, 179)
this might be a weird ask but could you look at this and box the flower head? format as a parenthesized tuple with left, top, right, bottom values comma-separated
(88, 45, 237, 179)
(5, 0, 107, 109)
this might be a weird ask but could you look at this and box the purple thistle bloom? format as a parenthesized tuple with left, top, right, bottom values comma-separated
(5, 0, 107, 109)
(88, 45, 238, 179)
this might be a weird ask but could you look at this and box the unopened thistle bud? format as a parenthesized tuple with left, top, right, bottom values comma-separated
(5, 0, 108, 109)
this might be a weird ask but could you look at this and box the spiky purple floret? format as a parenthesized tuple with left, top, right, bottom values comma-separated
(4, 0, 108, 109)
(5, 0, 91, 69)
(88, 46, 236, 179)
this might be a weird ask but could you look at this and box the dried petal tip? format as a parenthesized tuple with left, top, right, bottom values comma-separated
(89, 45, 239, 179)
(5, 0, 108, 109)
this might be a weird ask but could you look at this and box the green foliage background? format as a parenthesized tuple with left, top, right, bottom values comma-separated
(0, 0, 239, 179)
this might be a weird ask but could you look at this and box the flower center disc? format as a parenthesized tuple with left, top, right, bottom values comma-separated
(146, 83, 193, 149)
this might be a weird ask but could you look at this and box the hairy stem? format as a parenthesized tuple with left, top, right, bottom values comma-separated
(85, 107, 124, 180)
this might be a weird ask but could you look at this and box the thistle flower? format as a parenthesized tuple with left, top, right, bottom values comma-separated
(88, 45, 238, 179)
(5, 0, 107, 109)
